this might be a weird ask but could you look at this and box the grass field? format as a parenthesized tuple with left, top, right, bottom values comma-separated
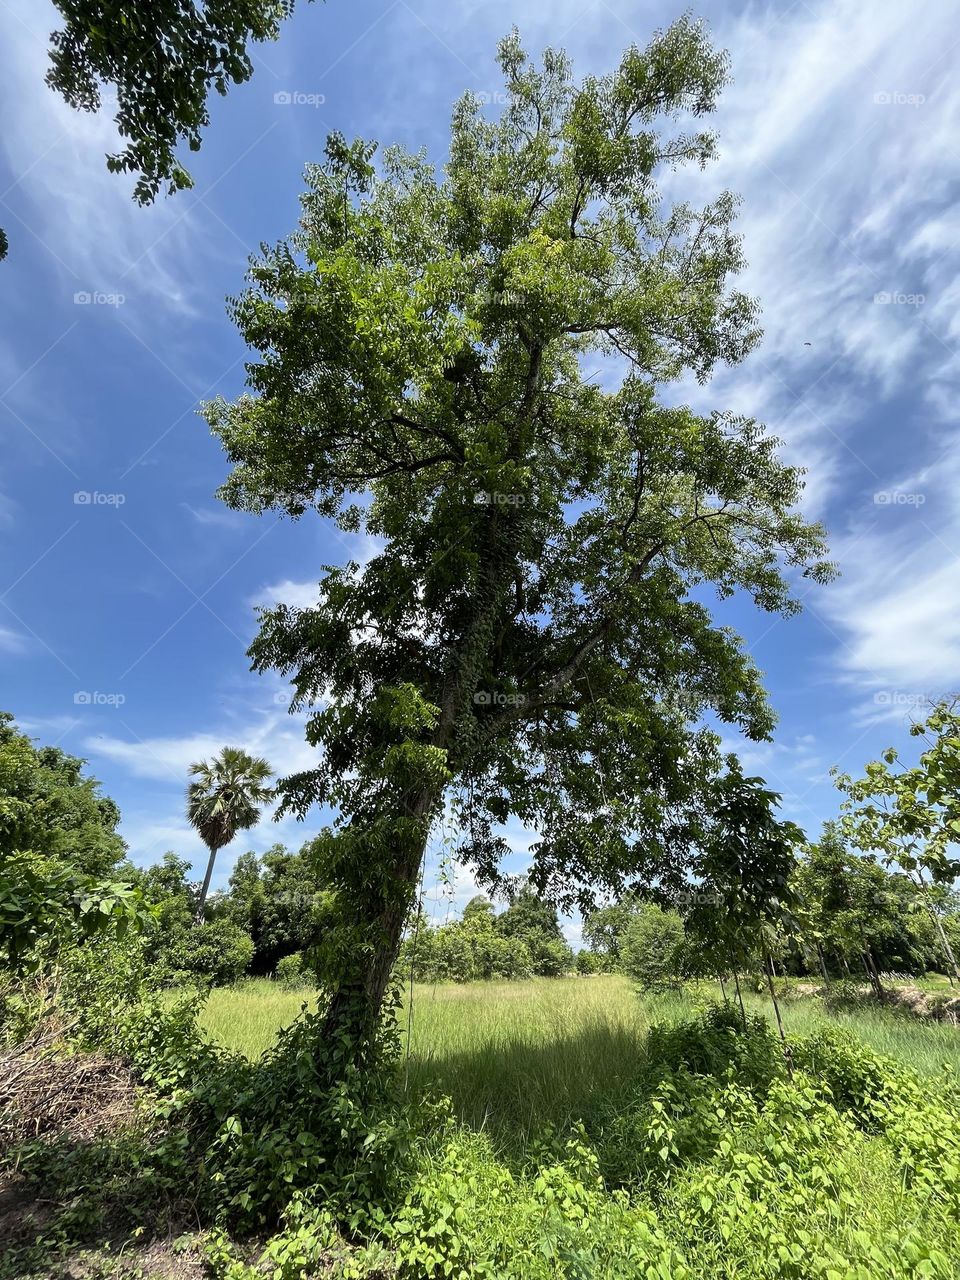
(197, 974, 960, 1151)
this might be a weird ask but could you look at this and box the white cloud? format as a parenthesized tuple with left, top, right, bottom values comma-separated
(821, 518, 960, 698)
(252, 578, 321, 609)
(0, 0, 204, 321)
(86, 703, 328, 880)
(117, 806, 321, 883)
(250, 529, 383, 611)
(0, 623, 28, 654)
(83, 706, 320, 786)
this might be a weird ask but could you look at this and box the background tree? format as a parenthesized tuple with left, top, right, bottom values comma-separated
(220, 841, 327, 973)
(133, 851, 255, 985)
(490, 883, 569, 974)
(620, 901, 686, 990)
(186, 747, 273, 920)
(0, 711, 125, 877)
(835, 699, 960, 981)
(795, 824, 939, 991)
(45, 0, 314, 204)
(582, 895, 641, 972)
(205, 22, 833, 1053)
(0, 712, 142, 967)
(685, 766, 803, 1040)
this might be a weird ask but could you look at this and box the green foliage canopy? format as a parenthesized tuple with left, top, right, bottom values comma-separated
(46, 0, 312, 203)
(835, 698, 960, 885)
(0, 712, 142, 966)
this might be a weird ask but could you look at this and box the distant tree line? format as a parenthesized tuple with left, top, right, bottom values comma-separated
(582, 821, 960, 994)
(396, 888, 574, 985)
(130, 841, 328, 987)
(3, 707, 960, 1005)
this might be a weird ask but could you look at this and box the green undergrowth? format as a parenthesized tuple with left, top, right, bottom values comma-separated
(357, 1006, 960, 1280)
(5, 956, 960, 1279)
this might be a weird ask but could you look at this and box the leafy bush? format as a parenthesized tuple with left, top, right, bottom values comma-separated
(397, 887, 573, 985)
(397, 913, 536, 984)
(275, 951, 312, 990)
(157, 917, 255, 987)
(522, 929, 573, 977)
(0, 849, 147, 971)
(11, 966, 960, 1280)
(2, 936, 414, 1244)
(640, 1003, 785, 1098)
(370, 1129, 686, 1280)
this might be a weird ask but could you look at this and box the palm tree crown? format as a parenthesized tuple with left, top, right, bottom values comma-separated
(186, 746, 273, 920)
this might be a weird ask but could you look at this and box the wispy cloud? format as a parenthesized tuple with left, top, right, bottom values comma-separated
(0, 624, 28, 654)
(180, 504, 248, 530)
(83, 706, 320, 786)
(0, 0, 204, 320)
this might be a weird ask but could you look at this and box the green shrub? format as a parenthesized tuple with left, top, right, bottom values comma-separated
(524, 930, 574, 977)
(18, 942, 415, 1234)
(642, 1002, 785, 1099)
(151, 918, 255, 987)
(275, 951, 312, 990)
(372, 1129, 688, 1280)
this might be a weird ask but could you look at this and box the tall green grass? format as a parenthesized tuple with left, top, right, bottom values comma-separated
(197, 974, 960, 1154)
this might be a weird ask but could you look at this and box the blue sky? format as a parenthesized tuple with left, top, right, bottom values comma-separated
(2, 0, 959, 943)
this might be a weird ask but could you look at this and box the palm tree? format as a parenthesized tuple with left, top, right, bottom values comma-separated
(186, 747, 273, 922)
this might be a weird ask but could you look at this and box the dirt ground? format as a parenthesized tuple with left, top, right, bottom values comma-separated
(0, 1026, 214, 1279)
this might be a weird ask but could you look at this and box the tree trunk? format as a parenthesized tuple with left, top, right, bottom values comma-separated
(860, 937, 884, 1000)
(816, 941, 831, 997)
(319, 784, 440, 1056)
(732, 969, 747, 1029)
(195, 843, 218, 923)
(933, 912, 960, 987)
(764, 949, 792, 1078)
(316, 345, 542, 1062)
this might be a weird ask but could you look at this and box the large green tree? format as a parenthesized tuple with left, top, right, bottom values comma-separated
(0, 711, 125, 877)
(205, 22, 832, 1050)
(0, 712, 140, 966)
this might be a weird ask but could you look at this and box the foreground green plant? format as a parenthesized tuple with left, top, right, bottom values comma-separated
(7, 967, 960, 1280)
